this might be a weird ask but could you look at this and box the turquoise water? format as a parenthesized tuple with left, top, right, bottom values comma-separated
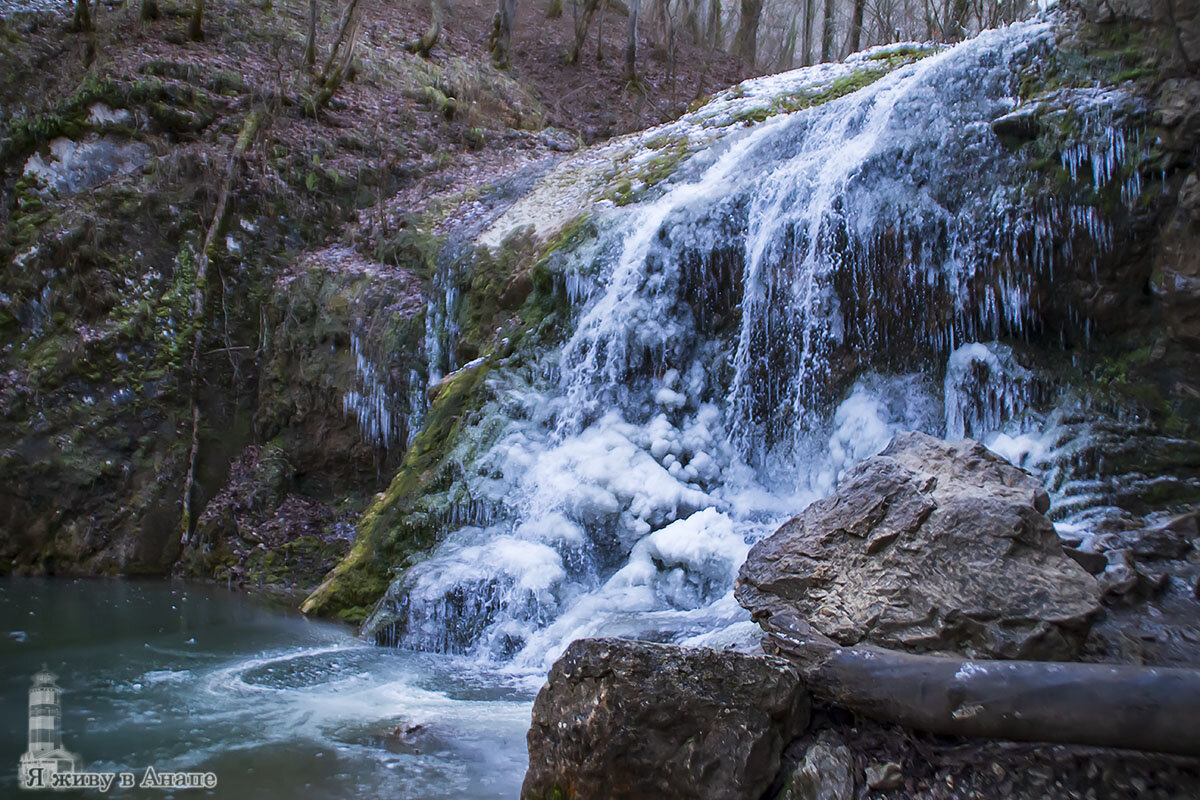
(1, 578, 532, 798)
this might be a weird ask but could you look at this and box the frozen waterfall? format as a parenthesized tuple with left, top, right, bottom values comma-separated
(364, 18, 1147, 676)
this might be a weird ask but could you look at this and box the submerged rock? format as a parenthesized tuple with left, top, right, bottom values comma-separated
(736, 431, 1102, 660)
(521, 638, 811, 800)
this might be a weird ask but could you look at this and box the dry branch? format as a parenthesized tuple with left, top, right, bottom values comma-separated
(180, 110, 264, 546)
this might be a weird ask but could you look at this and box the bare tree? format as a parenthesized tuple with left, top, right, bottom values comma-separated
(72, 0, 93, 32)
(820, 0, 835, 61)
(489, 0, 518, 68)
(320, 0, 362, 80)
(188, 0, 204, 40)
(568, 0, 602, 64)
(181, 110, 264, 546)
(777, 12, 797, 69)
(312, 0, 364, 110)
(801, 0, 815, 64)
(624, 0, 641, 80)
(304, 0, 318, 67)
(733, 0, 763, 69)
(683, 0, 701, 42)
(848, 0, 866, 52)
(596, 0, 608, 62)
(700, 0, 715, 46)
(943, 0, 970, 40)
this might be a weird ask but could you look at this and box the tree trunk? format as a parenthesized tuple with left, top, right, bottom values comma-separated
(624, 0, 640, 81)
(72, 0, 92, 33)
(732, 0, 762, 70)
(820, 0, 835, 62)
(596, 0, 607, 62)
(567, 0, 601, 64)
(180, 110, 264, 547)
(408, 0, 443, 57)
(801, 0, 814, 65)
(683, 0, 699, 42)
(945, 0, 969, 40)
(315, 1, 364, 110)
(547, 0, 562, 18)
(778, 12, 797, 70)
(705, 0, 719, 48)
(764, 628, 1200, 757)
(320, 0, 362, 83)
(140, 0, 160, 22)
(188, 0, 204, 40)
(304, 0, 318, 67)
(848, 0, 865, 53)
(489, 0, 518, 68)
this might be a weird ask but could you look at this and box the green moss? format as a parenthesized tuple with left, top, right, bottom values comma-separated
(602, 138, 692, 205)
(298, 211, 586, 624)
(714, 64, 908, 130)
(865, 43, 938, 64)
(301, 358, 493, 624)
(1016, 22, 1157, 104)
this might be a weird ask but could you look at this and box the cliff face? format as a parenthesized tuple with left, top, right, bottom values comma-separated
(0, 0, 563, 587)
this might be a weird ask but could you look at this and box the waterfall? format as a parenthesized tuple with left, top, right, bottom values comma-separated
(363, 18, 1148, 674)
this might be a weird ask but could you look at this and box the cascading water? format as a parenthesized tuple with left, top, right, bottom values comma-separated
(364, 18, 1152, 676)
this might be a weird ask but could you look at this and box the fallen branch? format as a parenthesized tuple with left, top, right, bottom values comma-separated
(762, 619, 1200, 757)
(179, 109, 264, 547)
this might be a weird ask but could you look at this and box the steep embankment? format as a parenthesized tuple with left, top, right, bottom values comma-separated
(0, 0, 738, 591)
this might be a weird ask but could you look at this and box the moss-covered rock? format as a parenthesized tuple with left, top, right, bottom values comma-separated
(301, 355, 493, 624)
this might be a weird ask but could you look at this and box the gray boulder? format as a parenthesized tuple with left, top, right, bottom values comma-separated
(522, 637, 811, 800)
(736, 432, 1102, 660)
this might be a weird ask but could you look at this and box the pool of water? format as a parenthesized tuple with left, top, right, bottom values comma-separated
(0, 578, 533, 798)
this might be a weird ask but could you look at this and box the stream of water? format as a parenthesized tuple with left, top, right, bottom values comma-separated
(1, 578, 531, 798)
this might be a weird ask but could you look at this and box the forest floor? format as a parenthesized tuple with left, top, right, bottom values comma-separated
(1, 0, 747, 262)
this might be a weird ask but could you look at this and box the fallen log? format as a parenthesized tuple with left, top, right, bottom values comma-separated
(763, 618, 1200, 757)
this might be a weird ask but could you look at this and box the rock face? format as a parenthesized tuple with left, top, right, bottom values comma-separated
(23, 136, 151, 196)
(522, 638, 811, 800)
(736, 432, 1102, 660)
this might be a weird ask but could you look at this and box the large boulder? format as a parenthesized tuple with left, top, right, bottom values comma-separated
(521, 638, 811, 800)
(736, 432, 1102, 661)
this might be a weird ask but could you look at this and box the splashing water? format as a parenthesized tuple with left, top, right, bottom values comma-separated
(365, 19, 1148, 675)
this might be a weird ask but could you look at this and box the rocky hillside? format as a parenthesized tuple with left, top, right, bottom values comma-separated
(0, 0, 738, 595)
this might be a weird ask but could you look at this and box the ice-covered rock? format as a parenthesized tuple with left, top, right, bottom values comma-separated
(24, 136, 151, 196)
(736, 432, 1103, 660)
